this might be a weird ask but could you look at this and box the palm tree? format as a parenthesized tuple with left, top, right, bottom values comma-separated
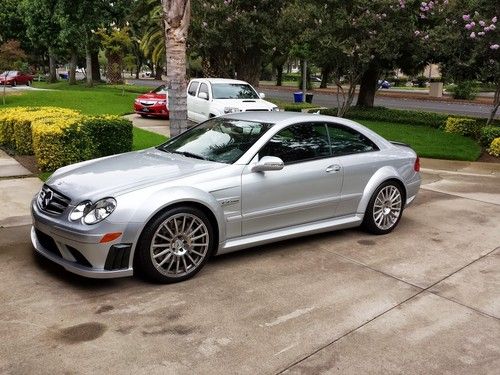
(162, 0, 190, 136)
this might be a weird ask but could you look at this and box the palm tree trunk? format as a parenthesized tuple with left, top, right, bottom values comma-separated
(162, 0, 190, 137)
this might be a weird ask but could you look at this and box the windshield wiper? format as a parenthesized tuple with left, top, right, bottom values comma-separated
(171, 150, 207, 160)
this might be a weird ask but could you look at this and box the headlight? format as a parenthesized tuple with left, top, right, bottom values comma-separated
(224, 107, 241, 114)
(69, 201, 92, 221)
(70, 198, 116, 224)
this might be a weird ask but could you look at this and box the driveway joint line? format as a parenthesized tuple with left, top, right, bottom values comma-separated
(420, 186, 500, 206)
(277, 245, 500, 374)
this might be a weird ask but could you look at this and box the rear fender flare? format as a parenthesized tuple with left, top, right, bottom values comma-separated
(356, 166, 405, 214)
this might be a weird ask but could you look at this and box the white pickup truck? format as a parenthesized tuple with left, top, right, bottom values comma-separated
(186, 78, 278, 123)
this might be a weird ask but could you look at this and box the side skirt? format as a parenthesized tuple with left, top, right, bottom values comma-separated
(218, 214, 363, 255)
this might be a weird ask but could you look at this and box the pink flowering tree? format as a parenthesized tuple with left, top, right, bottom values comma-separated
(437, 0, 498, 124)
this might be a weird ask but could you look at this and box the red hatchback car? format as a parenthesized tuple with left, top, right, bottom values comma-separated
(0, 71, 34, 86)
(134, 85, 169, 118)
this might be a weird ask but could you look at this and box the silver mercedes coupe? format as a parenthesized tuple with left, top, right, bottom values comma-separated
(31, 112, 421, 283)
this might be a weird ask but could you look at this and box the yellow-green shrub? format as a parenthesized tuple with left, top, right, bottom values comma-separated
(487, 137, 500, 157)
(0, 107, 81, 155)
(444, 117, 481, 138)
(0, 107, 133, 171)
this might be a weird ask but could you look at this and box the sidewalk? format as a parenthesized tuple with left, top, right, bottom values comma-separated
(0, 150, 41, 228)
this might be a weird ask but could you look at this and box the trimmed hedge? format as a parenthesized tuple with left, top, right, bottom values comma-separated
(480, 126, 500, 147)
(488, 137, 500, 157)
(0, 107, 133, 171)
(444, 117, 481, 138)
(82, 116, 133, 157)
(317, 106, 449, 128)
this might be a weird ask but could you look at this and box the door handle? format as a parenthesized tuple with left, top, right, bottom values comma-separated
(326, 164, 341, 173)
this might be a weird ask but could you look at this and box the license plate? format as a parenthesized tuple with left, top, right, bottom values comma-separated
(142, 107, 149, 112)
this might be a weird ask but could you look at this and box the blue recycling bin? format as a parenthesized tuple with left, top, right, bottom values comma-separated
(293, 91, 304, 103)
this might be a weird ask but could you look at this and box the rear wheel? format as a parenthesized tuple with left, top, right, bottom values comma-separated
(135, 206, 215, 283)
(362, 181, 404, 235)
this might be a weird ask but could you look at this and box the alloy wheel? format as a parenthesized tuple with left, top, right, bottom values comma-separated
(149, 213, 210, 277)
(372, 185, 402, 230)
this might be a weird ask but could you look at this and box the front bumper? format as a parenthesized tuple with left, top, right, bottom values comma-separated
(31, 198, 135, 278)
(134, 103, 169, 117)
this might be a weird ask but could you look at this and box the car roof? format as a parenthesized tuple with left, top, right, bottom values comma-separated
(222, 111, 358, 125)
(192, 78, 251, 85)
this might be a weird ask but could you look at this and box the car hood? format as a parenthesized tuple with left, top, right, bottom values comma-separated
(46, 148, 225, 201)
(213, 98, 276, 110)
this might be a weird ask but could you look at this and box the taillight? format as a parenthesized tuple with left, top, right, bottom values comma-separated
(414, 156, 420, 172)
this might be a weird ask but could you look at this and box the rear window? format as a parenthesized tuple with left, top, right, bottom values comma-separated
(188, 81, 199, 96)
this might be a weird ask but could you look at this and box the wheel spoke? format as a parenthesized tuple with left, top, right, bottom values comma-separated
(153, 248, 171, 259)
(158, 252, 172, 266)
(182, 256, 188, 273)
(163, 224, 175, 238)
(156, 233, 171, 241)
(190, 232, 207, 241)
(190, 249, 204, 257)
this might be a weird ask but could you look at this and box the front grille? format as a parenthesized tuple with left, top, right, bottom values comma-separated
(245, 109, 270, 112)
(140, 101, 155, 106)
(35, 228, 62, 258)
(37, 185, 70, 215)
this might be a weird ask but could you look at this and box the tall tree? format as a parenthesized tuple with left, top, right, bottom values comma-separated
(162, 0, 190, 136)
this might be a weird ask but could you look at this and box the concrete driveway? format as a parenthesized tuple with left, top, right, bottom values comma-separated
(0, 164, 499, 374)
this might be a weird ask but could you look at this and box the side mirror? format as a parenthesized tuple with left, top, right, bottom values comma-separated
(198, 92, 208, 100)
(251, 156, 284, 172)
(259, 92, 266, 99)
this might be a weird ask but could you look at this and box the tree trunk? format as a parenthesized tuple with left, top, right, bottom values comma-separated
(106, 52, 124, 84)
(162, 0, 191, 137)
(320, 67, 330, 89)
(91, 51, 101, 82)
(85, 44, 93, 87)
(276, 64, 283, 86)
(135, 64, 141, 79)
(48, 48, 57, 83)
(356, 64, 379, 107)
(487, 83, 500, 126)
(155, 62, 163, 80)
(69, 52, 77, 85)
(235, 51, 261, 87)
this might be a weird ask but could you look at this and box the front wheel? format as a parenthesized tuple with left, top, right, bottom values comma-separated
(12, 80, 16, 87)
(362, 181, 404, 235)
(135, 206, 215, 283)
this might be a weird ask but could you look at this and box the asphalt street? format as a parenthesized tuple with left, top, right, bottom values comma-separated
(1, 162, 499, 374)
(126, 78, 498, 119)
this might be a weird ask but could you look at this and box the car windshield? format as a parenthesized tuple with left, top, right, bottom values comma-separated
(159, 118, 273, 164)
(151, 85, 167, 94)
(1, 71, 17, 77)
(211, 83, 259, 99)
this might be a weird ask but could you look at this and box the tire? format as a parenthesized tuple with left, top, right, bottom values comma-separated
(27, 80, 32, 86)
(134, 206, 215, 283)
(12, 81, 16, 87)
(140, 114, 148, 118)
(362, 181, 404, 235)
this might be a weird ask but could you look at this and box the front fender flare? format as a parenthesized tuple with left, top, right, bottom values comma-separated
(126, 186, 225, 249)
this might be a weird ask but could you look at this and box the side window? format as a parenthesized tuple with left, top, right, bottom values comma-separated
(327, 124, 379, 156)
(188, 81, 199, 96)
(198, 83, 209, 99)
(260, 123, 330, 164)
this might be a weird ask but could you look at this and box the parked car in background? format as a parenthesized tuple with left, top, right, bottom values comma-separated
(378, 80, 391, 89)
(134, 84, 169, 118)
(186, 78, 278, 123)
(31, 112, 420, 283)
(0, 71, 34, 86)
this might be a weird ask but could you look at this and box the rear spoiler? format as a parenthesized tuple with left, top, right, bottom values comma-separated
(390, 141, 412, 148)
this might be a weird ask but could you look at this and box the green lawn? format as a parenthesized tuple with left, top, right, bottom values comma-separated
(359, 120, 481, 161)
(2, 81, 151, 116)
